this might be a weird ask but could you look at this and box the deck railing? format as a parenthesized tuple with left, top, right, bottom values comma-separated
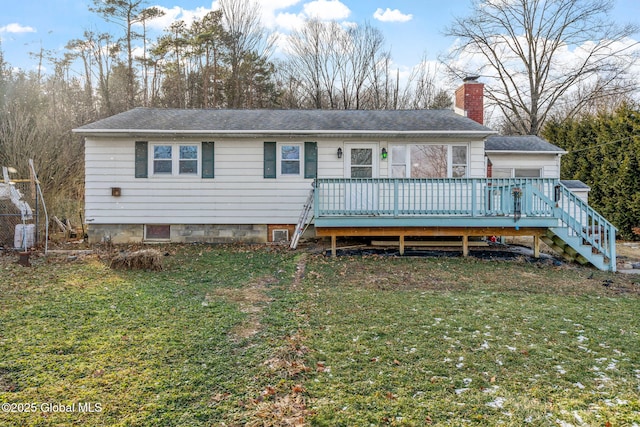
(315, 178, 558, 218)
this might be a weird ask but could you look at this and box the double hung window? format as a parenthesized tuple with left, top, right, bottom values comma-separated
(151, 144, 199, 176)
(280, 145, 301, 176)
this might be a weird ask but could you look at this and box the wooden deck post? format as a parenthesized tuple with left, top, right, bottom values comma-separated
(399, 235, 405, 255)
(462, 235, 469, 257)
(331, 235, 337, 257)
(533, 235, 540, 258)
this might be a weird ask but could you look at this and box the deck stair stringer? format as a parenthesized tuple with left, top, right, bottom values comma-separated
(542, 228, 607, 271)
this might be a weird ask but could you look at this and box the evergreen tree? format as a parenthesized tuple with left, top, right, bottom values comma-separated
(543, 104, 640, 240)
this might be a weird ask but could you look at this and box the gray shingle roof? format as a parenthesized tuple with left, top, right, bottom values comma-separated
(560, 180, 591, 190)
(73, 107, 495, 136)
(485, 135, 565, 153)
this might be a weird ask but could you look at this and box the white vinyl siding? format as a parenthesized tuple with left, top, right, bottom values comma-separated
(84, 137, 488, 226)
(85, 138, 313, 225)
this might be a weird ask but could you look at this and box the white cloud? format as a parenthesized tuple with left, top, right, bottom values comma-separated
(256, 0, 300, 9)
(373, 8, 413, 23)
(0, 23, 36, 34)
(143, 2, 219, 31)
(255, 0, 301, 28)
(303, 0, 351, 20)
(145, 1, 303, 32)
(275, 12, 306, 31)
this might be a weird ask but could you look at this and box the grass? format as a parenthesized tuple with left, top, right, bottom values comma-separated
(0, 245, 638, 426)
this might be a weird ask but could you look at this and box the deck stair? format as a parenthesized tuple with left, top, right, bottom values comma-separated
(541, 229, 600, 267)
(532, 183, 616, 272)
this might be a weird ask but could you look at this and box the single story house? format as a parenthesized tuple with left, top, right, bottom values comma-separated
(73, 79, 615, 271)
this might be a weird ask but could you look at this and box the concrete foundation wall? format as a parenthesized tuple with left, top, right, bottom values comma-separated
(88, 224, 268, 244)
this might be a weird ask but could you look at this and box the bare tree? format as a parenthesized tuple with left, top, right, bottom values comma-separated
(219, 0, 275, 108)
(283, 19, 397, 110)
(335, 22, 388, 109)
(443, 0, 640, 135)
(286, 19, 335, 109)
(90, 0, 160, 108)
(136, 6, 165, 106)
(398, 55, 441, 109)
(67, 30, 120, 115)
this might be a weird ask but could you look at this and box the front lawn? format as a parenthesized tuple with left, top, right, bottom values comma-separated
(0, 246, 638, 426)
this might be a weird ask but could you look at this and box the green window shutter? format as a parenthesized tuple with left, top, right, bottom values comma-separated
(202, 142, 215, 178)
(264, 142, 276, 178)
(304, 141, 317, 179)
(135, 141, 148, 178)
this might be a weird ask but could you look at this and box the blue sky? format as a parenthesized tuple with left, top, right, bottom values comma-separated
(1, 0, 639, 74)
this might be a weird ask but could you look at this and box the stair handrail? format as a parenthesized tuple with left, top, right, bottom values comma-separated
(556, 182, 616, 260)
(533, 181, 616, 270)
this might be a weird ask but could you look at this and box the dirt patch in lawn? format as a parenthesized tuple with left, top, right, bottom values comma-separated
(207, 276, 278, 340)
(250, 256, 313, 427)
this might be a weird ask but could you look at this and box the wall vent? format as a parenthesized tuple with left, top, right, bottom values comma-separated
(272, 229, 290, 242)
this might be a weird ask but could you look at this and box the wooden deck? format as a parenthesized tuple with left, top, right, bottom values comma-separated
(310, 178, 617, 271)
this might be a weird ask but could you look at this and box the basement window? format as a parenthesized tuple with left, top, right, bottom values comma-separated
(145, 225, 170, 241)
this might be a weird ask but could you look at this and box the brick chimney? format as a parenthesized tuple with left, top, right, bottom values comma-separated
(454, 76, 484, 125)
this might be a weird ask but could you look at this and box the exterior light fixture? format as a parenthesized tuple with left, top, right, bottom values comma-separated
(381, 148, 388, 159)
(337, 147, 343, 159)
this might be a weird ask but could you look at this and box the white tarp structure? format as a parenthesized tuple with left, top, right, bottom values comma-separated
(1, 167, 33, 221)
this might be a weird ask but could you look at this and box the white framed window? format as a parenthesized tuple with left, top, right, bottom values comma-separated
(278, 143, 302, 176)
(492, 168, 512, 178)
(492, 168, 541, 178)
(514, 168, 541, 178)
(452, 145, 468, 177)
(153, 145, 173, 174)
(151, 143, 200, 176)
(391, 145, 407, 178)
(390, 144, 469, 178)
(179, 145, 198, 174)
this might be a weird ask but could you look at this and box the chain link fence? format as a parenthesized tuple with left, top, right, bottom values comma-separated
(0, 181, 43, 250)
